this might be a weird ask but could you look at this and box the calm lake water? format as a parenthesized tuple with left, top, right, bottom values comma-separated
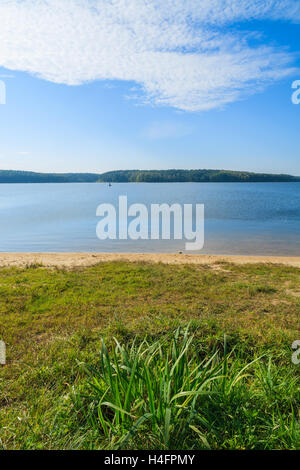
(0, 182, 299, 255)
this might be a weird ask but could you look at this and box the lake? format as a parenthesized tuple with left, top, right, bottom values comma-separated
(0, 182, 299, 255)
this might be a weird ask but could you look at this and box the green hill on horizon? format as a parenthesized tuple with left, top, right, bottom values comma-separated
(0, 168, 299, 183)
(98, 169, 300, 183)
(0, 170, 100, 183)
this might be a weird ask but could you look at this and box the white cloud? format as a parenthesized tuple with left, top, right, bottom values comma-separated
(0, 0, 299, 111)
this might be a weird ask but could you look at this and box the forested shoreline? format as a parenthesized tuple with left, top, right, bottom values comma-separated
(0, 168, 299, 183)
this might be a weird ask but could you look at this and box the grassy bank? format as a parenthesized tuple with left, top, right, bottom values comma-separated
(0, 261, 299, 449)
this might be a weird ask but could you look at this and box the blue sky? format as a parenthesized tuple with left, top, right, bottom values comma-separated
(0, 0, 299, 175)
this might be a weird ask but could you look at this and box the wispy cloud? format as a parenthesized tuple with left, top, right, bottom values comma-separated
(0, 0, 299, 111)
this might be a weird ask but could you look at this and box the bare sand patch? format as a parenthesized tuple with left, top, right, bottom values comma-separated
(0, 252, 299, 268)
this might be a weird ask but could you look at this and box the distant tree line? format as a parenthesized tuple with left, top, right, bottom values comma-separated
(0, 169, 299, 183)
(98, 169, 300, 183)
(0, 170, 100, 183)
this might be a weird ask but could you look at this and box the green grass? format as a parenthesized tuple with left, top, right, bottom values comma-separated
(0, 261, 299, 449)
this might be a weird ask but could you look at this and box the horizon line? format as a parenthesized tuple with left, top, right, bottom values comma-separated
(1, 168, 300, 177)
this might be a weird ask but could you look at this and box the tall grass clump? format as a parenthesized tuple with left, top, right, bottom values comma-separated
(70, 326, 299, 450)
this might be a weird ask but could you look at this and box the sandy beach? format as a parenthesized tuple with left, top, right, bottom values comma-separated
(0, 252, 299, 268)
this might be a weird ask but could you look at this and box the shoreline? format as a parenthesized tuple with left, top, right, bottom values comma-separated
(0, 252, 299, 268)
